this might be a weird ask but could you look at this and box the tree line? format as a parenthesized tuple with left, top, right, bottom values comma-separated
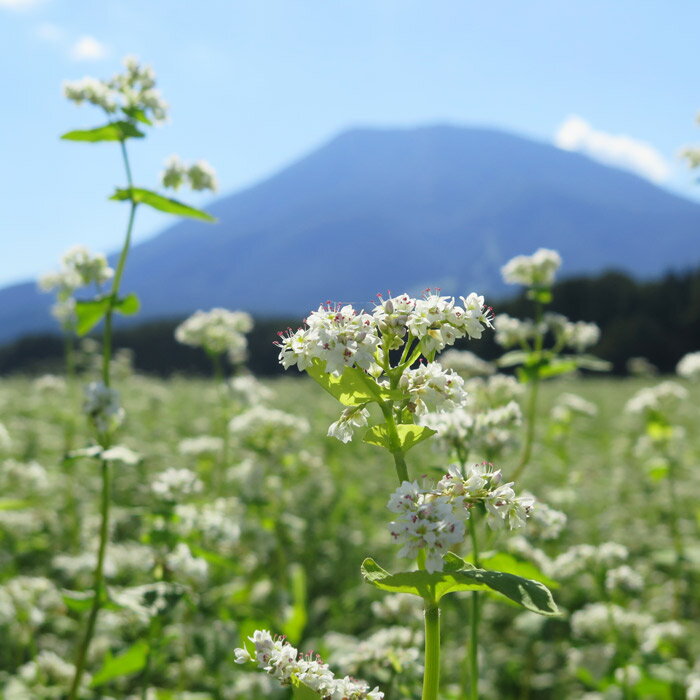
(1, 266, 699, 377)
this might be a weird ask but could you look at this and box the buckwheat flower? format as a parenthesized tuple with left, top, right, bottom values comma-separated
(641, 621, 684, 654)
(527, 498, 567, 540)
(166, 543, 208, 583)
(305, 303, 381, 375)
(437, 349, 494, 376)
(175, 308, 253, 360)
(229, 375, 274, 405)
(494, 313, 537, 348)
(63, 76, 118, 112)
(677, 351, 700, 380)
(688, 674, 700, 700)
(178, 434, 224, 456)
(188, 159, 218, 192)
(61, 245, 113, 287)
(276, 325, 317, 370)
(551, 392, 598, 422)
(485, 483, 534, 530)
(235, 629, 383, 699)
(161, 155, 188, 190)
(501, 248, 562, 287)
(34, 374, 67, 393)
(624, 381, 688, 415)
(399, 362, 468, 415)
(564, 320, 600, 352)
(605, 565, 643, 594)
(372, 293, 417, 345)
(83, 381, 125, 434)
(0, 422, 11, 452)
(459, 292, 495, 339)
(327, 405, 370, 443)
(596, 542, 629, 568)
(614, 666, 642, 686)
(151, 468, 204, 502)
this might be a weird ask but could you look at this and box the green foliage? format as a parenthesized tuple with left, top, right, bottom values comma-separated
(291, 675, 323, 699)
(363, 423, 436, 452)
(75, 293, 141, 336)
(61, 122, 145, 142)
(361, 555, 560, 615)
(306, 359, 400, 406)
(110, 188, 216, 222)
(90, 640, 149, 687)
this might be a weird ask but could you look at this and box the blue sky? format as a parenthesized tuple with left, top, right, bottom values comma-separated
(2, 0, 699, 288)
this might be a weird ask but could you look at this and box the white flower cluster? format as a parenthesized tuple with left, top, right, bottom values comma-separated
(235, 629, 384, 699)
(151, 468, 204, 502)
(178, 434, 224, 456)
(327, 405, 370, 443)
(174, 498, 242, 550)
(39, 245, 113, 297)
(161, 155, 218, 192)
(165, 543, 208, 583)
(571, 602, 652, 640)
(388, 464, 533, 572)
(110, 582, 185, 624)
(83, 381, 125, 434)
(399, 363, 468, 416)
(494, 312, 599, 352)
(501, 248, 562, 288)
(175, 308, 253, 363)
(545, 313, 600, 352)
(63, 55, 168, 122)
(277, 292, 493, 375)
(605, 565, 643, 594)
(550, 542, 629, 579)
(527, 498, 567, 540)
(420, 374, 523, 458)
(493, 314, 538, 348)
(229, 406, 310, 449)
(4, 650, 82, 699)
(677, 351, 700, 380)
(624, 381, 688, 415)
(326, 627, 421, 679)
(551, 392, 598, 423)
(437, 349, 495, 377)
(229, 375, 274, 405)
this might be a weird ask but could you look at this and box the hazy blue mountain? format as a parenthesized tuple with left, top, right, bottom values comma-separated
(3, 124, 700, 342)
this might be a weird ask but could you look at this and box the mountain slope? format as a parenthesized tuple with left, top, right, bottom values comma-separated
(3, 124, 700, 342)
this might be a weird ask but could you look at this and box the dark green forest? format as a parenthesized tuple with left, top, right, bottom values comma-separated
(2, 267, 699, 377)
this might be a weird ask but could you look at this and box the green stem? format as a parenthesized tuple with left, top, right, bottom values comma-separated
(468, 516, 481, 700)
(67, 460, 111, 700)
(68, 137, 138, 699)
(666, 457, 686, 617)
(379, 402, 409, 482)
(513, 301, 544, 481)
(422, 602, 441, 700)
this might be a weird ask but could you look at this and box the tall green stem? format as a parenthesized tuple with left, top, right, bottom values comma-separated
(666, 457, 686, 617)
(68, 137, 138, 699)
(422, 602, 441, 700)
(513, 301, 544, 481)
(67, 460, 111, 699)
(468, 516, 481, 700)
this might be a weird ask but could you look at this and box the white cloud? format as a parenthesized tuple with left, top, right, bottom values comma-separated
(35, 21, 62, 42)
(0, 0, 43, 9)
(70, 35, 108, 62)
(554, 115, 671, 183)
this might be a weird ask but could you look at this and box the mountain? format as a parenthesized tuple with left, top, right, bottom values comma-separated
(3, 124, 700, 342)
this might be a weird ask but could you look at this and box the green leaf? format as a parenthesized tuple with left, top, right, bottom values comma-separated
(363, 424, 436, 452)
(282, 564, 307, 645)
(110, 188, 216, 222)
(527, 287, 553, 304)
(90, 640, 149, 687)
(538, 359, 578, 379)
(361, 556, 559, 615)
(478, 552, 559, 589)
(75, 298, 110, 336)
(121, 106, 153, 125)
(496, 350, 529, 368)
(114, 292, 140, 316)
(573, 354, 611, 372)
(61, 121, 145, 142)
(291, 675, 323, 699)
(62, 589, 96, 612)
(0, 498, 32, 511)
(306, 359, 398, 406)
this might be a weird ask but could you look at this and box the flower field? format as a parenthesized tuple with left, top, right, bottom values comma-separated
(1, 362, 699, 698)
